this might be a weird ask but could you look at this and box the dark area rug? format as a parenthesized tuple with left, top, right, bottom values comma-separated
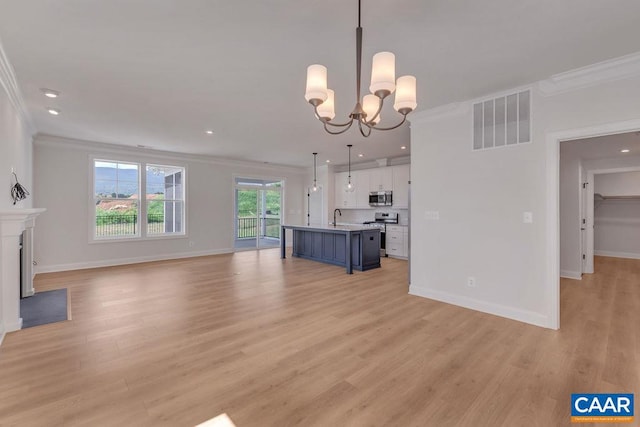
(20, 289, 68, 328)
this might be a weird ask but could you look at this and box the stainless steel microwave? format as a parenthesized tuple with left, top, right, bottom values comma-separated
(369, 191, 392, 206)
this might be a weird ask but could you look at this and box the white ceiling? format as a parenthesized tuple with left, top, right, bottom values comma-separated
(1, 0, 640, 167)
(562, 131, 640, 160)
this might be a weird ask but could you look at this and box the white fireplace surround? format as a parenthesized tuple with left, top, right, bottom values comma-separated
(0, 208, 45, 344)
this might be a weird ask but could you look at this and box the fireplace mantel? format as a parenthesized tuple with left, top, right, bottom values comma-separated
(0, 208, 46, 341)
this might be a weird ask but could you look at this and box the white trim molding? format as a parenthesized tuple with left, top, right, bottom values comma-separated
(35, 134, 307, 174)
(560, 270, 582, 280)
(0, 39, 36, 134)
(594, 250, 640, 260)
(538, 51, 640, 96)
(408, 285, 549, 329)
(35, 248, 233, 274)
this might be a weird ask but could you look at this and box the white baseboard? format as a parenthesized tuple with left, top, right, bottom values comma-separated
(560, 270, 582, 280)
(595, 250, 640, 260)
(0, 324, 4, 347)
(408, 285, 550, 329)
(35, 248, 234, 274)
(4, 318, 23, 333)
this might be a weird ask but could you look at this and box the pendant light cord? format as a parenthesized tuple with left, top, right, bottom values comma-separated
(347, 144, 352, 182)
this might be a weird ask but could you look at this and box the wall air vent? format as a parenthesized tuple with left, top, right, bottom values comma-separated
(473, 90, 530, 150)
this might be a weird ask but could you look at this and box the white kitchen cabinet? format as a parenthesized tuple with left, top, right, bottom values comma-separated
(386, 225, 408, 259)
(334, 170, 367, 209)
(354, 170, 370, 208)
(392, 164, 410, 208)
(403, 226, 409, 257)
(369, 168, 393, 192)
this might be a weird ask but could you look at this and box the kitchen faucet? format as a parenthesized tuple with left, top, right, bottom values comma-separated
(333, 208, 342, 226)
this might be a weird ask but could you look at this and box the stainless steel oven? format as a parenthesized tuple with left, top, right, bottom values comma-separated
(369, 191, 392, 207)
(363, 212, 398, 257)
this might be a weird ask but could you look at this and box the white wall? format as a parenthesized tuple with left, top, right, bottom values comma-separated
(0, 57, 34, 341)
(33, 136, 306, 272)
(0, 82, 33, 210)
(410, 65, 640, 328)
(594, 172, 640, 259)
(595, 171, 640, 195)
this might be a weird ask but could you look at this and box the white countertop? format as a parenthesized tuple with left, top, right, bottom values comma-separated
(283, 224, 379, 232)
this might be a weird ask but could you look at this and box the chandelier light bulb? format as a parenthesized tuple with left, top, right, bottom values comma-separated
(362, 94, 381, 125)
(394, 75, 417, 114)
(316, 89, 336, 121)
(305, 65, 329, 104)
(370, 52, 396, 97)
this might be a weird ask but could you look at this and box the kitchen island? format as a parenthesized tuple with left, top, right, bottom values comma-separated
(281, 224, 380, 274)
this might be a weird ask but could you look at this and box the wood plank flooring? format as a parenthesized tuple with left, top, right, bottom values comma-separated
(0, 252, 638, 426)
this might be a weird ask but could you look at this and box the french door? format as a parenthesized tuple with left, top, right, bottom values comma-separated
(234, 178, 282, 250)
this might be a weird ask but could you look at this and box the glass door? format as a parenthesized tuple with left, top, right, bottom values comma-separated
(234, 178, 282, 251)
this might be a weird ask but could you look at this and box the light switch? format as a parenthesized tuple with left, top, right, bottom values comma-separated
(523, 212, 533, 223)
(425, 211, 439, 220)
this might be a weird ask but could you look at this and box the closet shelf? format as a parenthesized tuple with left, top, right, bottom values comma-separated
(594, 193, 640, 200)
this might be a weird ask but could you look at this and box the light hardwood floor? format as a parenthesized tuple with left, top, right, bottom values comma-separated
(0, 252, 638, 427)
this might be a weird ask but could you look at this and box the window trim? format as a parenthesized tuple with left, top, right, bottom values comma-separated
(89, 156, 188, 244)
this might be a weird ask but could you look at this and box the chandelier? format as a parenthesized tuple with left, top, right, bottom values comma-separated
(304, 0, 417, 137)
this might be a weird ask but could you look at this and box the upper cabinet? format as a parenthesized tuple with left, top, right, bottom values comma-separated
(334, 164, 410, 209)
(369, 168, 393, 192)
(334, 170, 369, 209)
(391, 165, 410, 208)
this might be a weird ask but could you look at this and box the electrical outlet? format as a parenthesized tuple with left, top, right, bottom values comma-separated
(467, 277, 476, 287)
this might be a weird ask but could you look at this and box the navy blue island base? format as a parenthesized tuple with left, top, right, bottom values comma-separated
(280, 224, 381, 274)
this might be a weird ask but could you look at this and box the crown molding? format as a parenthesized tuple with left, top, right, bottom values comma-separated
(33, 133, 307, 174)
(0, 39, 36, 134)
(538, 51, 640, 96)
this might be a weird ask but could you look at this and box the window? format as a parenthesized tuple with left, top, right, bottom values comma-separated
(146, 164, 184, 235)
(92, 159, 186, 240)
(94, 160, 140, 238)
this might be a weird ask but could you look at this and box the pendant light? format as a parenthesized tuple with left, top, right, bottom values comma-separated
(312, 152, 318, 192)
(345, 144, 355, 192)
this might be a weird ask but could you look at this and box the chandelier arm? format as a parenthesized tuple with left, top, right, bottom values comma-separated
(368, 113, 408, 131)
(312, 104, 353, 127)
(323, 120, 354, 135)
(357, 119, 372, 137)
(324, 119, 355, 128)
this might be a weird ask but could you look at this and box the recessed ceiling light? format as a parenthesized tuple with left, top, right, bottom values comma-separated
(358, 153, 364, 157)
(41, 89, 59, 98)
(326, 160, 331, 163)
(621, 149, 630, 153)
(47, 108, 60, 115)
(206, 130, 214, 135)
(400, 146, 407, 150)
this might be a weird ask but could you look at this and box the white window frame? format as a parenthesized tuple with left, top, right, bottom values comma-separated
(89, 156, 187, 243)
(145, 163, 186, 238)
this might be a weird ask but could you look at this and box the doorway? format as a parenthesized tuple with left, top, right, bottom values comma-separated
(552, 123, 640, 329)
(234, 177, 283, 251)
